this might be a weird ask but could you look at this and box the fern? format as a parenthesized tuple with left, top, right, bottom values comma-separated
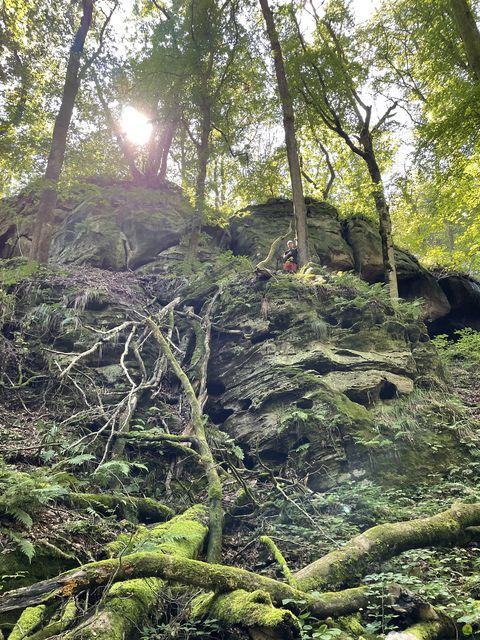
(7, 508, 33, 529)
(95, 460, 131, 477)
(33, 484, 69, 504)
(8, 531, 35, 562)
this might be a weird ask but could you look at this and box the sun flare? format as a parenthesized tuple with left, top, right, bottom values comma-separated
(120, 106, 153, 146)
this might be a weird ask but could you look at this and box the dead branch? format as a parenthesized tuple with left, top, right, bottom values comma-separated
(58, 321, 136, 378)
(146, 317, 224, 563)
(255, 222, 293, 275)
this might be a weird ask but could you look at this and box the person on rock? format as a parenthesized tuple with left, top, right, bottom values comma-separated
(283, 240, 298, 273)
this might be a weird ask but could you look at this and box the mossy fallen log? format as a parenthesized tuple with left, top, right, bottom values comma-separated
(12, 600, 77, 640)
(64, 493, 174, 523)
(294, 502, 480, 591)
(385, 616, 457, 640)
(192, 589, 301, 640)
(0, 551, 367, 619)
(5, 502, 478, 629)
(62, 505, 209, 640)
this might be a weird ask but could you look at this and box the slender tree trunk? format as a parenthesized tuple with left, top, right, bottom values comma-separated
(189, 110, 211, 259)
(360, 131, 398, 299)
(30, 0, 94, 263)
(366, 163, 398, 299)
(259, 0, 310, 267)
(450, 0, 480, 81)
(146, 318, 223, 563)
(158, 120, 177, 182)
(445, 220, 456, 252)
(94, 74, 143, 182)
(145, 121, 163, 183)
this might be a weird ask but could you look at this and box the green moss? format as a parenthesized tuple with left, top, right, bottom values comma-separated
(106, 504, 208, 558)
(192, 589, 301, 636)
(0, 546, 77, 593)
(66, 506, 209, 639)
(259, 536, 297, 587)
(336, 613, 366, 637)
(66, 579, 163, 639)
(0, 259, 41, 286)
(27, 600, 77, 640)
(332, 391, 372, 427)
(66, 493, 173, 524)
(8, 605, 46, 640)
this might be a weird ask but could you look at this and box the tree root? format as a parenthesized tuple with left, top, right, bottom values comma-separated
(47, 506, 208, 640)
(146, 316, 223, 563)
(255, 223, 292, 276)
(0, 550, 369, 619)
(64, 493, 174, 523)
(295, 502, 480, 591)
(192, 589, 301, 640)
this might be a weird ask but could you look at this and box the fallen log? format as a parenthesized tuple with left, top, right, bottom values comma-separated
(385, 616, 457, 640)
(64, 493, 174, 523)
(295, 502, 480, 591)
(0, 551, 367, 619)
(192, 589, 301, 640)
(4, 503, 477, 628)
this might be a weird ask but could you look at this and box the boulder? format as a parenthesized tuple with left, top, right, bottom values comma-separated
(230, 198, 354, 271)
(431, 274, 480, 333)
(343, 216, 383, 281)
(0, 182, 194, 270)
(344, 216, 451, 321)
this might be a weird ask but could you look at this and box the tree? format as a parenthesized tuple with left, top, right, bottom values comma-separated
(30, 0, 117, 263)
(449, 0, 480, 81)
(258, 0, 309, 267)
(0, 1, 72, 198)
(289, 2, 398, 298)
(372, 0, 480, 274)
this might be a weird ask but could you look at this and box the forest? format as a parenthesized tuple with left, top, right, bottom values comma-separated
(0, 0, 480, 639)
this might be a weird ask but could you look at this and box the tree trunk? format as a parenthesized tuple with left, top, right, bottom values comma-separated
(94, 75, 143, 183)
(450, 0, 480, 81)
(158, 120, 177, 182)
(146, 317, 223, 563)
(362, 136, 399, 299)
(30, 0, 94, 263)
(258, 0, 309, 267)
(189, 111, 211, 259)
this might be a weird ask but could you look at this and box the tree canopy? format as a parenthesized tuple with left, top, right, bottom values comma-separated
(1, 0, 479, 273)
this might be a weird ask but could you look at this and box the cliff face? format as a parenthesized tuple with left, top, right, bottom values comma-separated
(0, 183, 479, 638)
(2, 184, 479, 332)
(0, 183, 475, 486)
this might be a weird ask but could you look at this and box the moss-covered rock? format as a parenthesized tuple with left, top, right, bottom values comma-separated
(230, 198, 354, 271)
(205, 272, 451, 488)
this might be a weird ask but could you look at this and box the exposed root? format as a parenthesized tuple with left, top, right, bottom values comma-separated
(64, 493, 174, 523)
(146, 315, 223, 563)
(295, 502, 480, 591)
(192, 589, 301, 640)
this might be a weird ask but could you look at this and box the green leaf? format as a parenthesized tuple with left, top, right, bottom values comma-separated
(9, 532, 35, 562)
